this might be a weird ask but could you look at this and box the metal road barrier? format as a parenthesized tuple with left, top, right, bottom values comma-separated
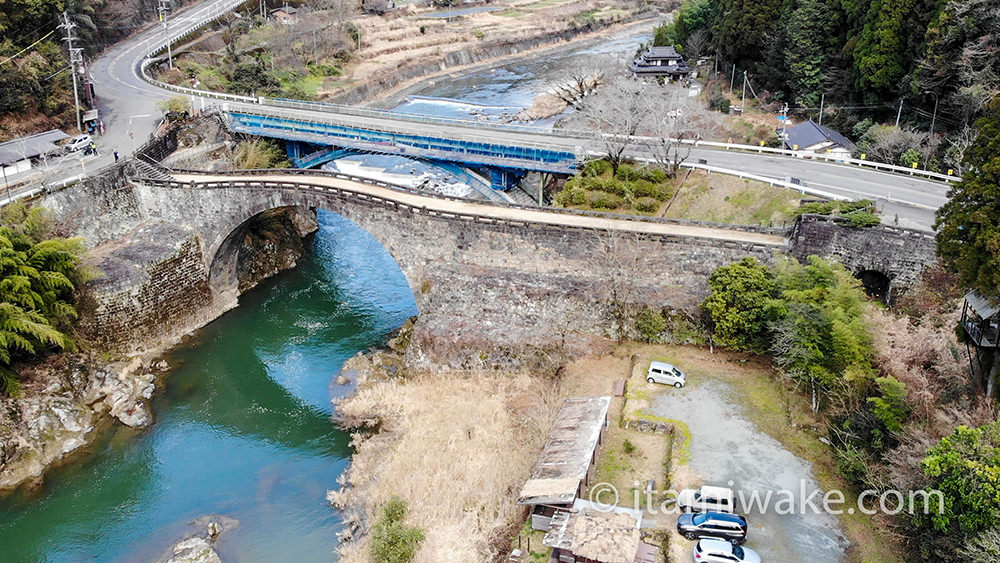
(130, 0, 960, 187)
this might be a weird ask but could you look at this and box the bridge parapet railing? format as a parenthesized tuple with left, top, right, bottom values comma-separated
(149, 166, 793, 236)
(131, 0, 957, 186)
(221, 105, 587, 158)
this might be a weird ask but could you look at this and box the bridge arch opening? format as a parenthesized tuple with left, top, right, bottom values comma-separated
(856, 269, 893, 304)
(208, 205, 418, 321)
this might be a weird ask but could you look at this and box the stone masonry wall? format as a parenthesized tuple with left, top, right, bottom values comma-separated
(790, 214, 937, 288)
(130, 182, 780, 370)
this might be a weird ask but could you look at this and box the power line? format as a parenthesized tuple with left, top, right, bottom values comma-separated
(0, 29, 58, 66)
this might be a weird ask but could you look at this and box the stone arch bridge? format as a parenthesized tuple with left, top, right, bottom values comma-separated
(115, 166, 788, 367)
(44, 163, 937, 368)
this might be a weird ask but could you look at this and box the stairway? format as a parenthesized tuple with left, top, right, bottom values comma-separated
(131, 159, 174, 182)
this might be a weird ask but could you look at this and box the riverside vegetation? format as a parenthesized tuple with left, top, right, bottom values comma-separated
(0, 203, 87, 396)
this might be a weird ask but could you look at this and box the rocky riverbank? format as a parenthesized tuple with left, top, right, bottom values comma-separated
(0, 354, 162, 489)
(0, 137, 318, 491)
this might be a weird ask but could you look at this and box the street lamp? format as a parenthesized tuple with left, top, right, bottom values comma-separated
(924, 90, 939, 135)
(127, 114, 151, 156)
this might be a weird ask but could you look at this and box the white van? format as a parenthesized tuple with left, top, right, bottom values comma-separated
(677, 485, 735, 513)
(647, 361, 686, 388)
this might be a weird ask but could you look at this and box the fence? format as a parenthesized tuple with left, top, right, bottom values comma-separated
(141, 165, 792, 237)
(131, 1, 959, 186)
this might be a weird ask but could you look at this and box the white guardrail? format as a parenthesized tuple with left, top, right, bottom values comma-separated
(621, 153, 851, 202)
(135, 0, 961, 186)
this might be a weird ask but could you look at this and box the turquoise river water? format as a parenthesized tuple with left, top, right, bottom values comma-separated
(0, 211, 417, 561)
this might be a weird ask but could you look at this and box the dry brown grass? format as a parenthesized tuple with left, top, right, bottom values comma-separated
(335, 370, 562, 562)
(660, 171, 802, 226)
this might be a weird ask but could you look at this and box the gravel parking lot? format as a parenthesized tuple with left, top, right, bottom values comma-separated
(650, 379, 849, 562)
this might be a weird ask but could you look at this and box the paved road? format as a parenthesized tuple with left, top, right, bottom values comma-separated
(171, 171, 789, 246)
(21, 0, 949, 231)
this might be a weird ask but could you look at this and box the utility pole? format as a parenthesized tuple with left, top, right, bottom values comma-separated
(818, 93, 825, 126)
(60, 12, 83, 132)
(260, 0, 266, 18)
(159, 0, 173, 69)
(740, 70, 747, 114)
(729, 64, 736, 93)
(780, 102, 789, 138)
(895, 98, 903, 127)
(924, 90, 939, 135)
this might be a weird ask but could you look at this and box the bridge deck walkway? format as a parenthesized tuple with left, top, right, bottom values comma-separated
(171, 172, 788, 247)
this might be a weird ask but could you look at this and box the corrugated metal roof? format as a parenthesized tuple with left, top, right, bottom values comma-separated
(0, 130, 70, 165)
(517, 396, 610, 505)
(966, 290, 1000, 319)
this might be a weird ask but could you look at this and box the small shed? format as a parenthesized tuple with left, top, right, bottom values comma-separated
(780, 119, 856, 159)
(270, 5, 298, 24)
(962, 291, 999, 348)
(0, 129, 70, 177)
(517, 396, 610, 531)
(543, 507, 656, 563)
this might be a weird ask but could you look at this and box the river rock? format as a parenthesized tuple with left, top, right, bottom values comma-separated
(166, 537, 221, 563)
(335, 375, 350, 385)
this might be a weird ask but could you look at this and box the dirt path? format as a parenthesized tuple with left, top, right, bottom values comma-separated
(650, 379, 848, 562)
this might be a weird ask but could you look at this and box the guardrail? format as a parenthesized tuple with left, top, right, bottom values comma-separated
(150, 166, 792, 237)
(622, 153, 850, 202)
(130, 0, 959, 189)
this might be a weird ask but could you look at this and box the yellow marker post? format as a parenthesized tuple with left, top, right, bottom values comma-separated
(912, 162, 918, 169)
(760, 141, 765, 147)
(793, 144, 798, 150)
(948, 169, 954, 176)
(860, 153, 866, 160)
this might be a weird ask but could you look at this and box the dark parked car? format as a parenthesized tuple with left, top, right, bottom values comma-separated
(677, 511, 748, 544)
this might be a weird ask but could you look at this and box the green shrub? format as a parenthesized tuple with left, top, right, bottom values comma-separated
(844, 211, 881, 228)
(709, 94, 731, 114)
(370, 496, 425, 563)
(633, 180, 670, 200)
(582, 159, 611, 177)
(636, 308, 667, 342)
(623, 439, 637, 455)
(588, 191, 624, 210)
(614, 163, 636, 180)
(634, 196, 660, 213)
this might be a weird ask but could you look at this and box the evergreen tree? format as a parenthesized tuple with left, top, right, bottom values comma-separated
(934, 97, 1000, 295)
(852, 0, 921, 95)
(712, 0, 784, 70)
(784, 0, 839, 106)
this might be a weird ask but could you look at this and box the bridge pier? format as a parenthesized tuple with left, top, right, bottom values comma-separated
(285, 141, 355, 169)
(488, 168, 525, 191)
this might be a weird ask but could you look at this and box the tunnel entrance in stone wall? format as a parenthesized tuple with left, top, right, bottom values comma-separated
(856, 270, 892, 304)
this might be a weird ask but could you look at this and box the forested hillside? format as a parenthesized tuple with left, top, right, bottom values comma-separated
(0, 0, 191, 135)
(657, 0, 999, 135)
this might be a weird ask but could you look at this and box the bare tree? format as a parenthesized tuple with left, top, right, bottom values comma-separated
(944, 125, 979, 175)
(544, 56, 613, 109)
(683, 29, 709, 62)
(591, 230, 651, 342)
(644, 91, 721, 176)
(572, 75, 654, 174)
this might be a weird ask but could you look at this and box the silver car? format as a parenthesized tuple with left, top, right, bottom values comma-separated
(647, 360, 686, 387)
(692, 538, 761, 563)
(64, 134, 92, 153)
